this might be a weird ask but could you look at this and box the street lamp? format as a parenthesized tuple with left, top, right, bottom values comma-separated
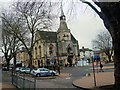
(90, 52, 97, 87)
(82, 46, 85, 66)
(93, 47, 99, 73)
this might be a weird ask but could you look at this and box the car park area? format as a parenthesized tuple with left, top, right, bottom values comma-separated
(15, 67, 57, 77)
(31, 68, 57, 77)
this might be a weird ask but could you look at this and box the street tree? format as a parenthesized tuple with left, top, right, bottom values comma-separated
(92, 31, 113, 62)
(80, 0, 120, 88)
(1, 12, 21, 70)
(2, 0, 56, 70)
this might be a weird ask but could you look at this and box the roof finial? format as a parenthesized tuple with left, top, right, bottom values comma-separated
(61, 2, 64, 16)
(60, 2, 66, 20)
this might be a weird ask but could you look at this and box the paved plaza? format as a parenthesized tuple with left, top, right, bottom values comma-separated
(2, 62, 114, 89)
(73, 72, 114, 89)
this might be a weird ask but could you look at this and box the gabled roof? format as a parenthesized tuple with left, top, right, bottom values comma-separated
(80, 48, 92, 52)
(71, 34, 78, 43)
(38, 31, 57, 43)
(37, 31, 78, 44)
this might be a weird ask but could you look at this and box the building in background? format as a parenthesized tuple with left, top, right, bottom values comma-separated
(16, 47, 29, 67)
(99, 50, 114, 63)
(79, 47, 93, 63)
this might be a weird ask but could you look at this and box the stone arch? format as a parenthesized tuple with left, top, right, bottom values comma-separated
(49, 44, 54, 55)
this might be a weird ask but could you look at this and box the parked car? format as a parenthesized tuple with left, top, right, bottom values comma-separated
(15, 67, 21, 72)
(31, 68, 57, 77)
(2, 67, 13, 71)
(19, 67, 30, 74)
(2, 67, 8, 71)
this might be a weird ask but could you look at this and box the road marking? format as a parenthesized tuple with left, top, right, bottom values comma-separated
(66, 77, 71, 79)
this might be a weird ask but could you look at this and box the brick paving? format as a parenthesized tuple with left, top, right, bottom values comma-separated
(1, 72, 70, 89)
(89, 66, 114, 70)
(73, 71, 114, 89)
(2, 63, 114, 89)
(57, 72, 70, 77)
(2, 82, 17, 88)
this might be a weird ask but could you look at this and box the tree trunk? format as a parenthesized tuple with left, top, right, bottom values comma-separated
(108, 55, 112, 62)
(81, 1, 120, 88)
(13, 54, 16, 71)
(28, 53, 33, 71)
(113, 34, 120, 88)
(6, 60, 10, 71)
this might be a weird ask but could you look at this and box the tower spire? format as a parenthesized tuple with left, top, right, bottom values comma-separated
(61, 2, 64, 16)
(60, 2, 66, 20)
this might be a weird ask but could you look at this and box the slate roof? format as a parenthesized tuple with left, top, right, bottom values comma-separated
(71, 34, 78, 43)
(38, 30, 78, 43)
(38, 31, 57, 43)
(58, 21, 70, 32)
(80, 48, 92, 52)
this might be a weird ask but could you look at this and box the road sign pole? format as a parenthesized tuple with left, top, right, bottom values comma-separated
(92, 56, 97, 86)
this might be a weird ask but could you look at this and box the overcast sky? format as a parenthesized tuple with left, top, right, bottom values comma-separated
(0, 0, 108, 56)
(53, 1, 107, 49)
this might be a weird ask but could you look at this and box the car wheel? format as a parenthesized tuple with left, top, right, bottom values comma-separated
(36, 73, 41, 77)
(51, 73, 55, 76)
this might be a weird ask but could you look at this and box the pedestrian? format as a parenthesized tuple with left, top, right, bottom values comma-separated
(57, 65, 60, 75)
(99, 61, 104, 72)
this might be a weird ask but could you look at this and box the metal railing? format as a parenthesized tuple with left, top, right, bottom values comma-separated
(12, 72, 36, 90)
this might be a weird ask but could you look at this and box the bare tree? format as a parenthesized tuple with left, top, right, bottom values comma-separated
(1, 12, 21, 70)
(1, 0, 56, 70)
(92, 31, 113, 62)
(79, 0, 120, 88)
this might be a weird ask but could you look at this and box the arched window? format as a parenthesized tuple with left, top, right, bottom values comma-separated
(67, 34, 69, 37)
(35, 47, 37, 59)
(39, 46, 41, 57)
(67, 44, 72, 54)
(49, 44, 54, 55)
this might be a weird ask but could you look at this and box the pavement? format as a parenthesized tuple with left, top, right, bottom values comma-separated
(2, 82, 18, 89)
(73, 64, 114, 89)
(2, 62, 114, 89)
(1, 72, 70, 89)
(57, 72, 71, 77)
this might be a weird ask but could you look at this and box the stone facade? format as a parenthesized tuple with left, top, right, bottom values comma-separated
(32, 7, 79, 68)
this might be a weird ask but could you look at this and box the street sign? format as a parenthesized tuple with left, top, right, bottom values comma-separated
(50, 59, 54, 63)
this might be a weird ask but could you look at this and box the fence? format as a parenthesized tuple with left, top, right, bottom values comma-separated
(12, 72, 36, 90)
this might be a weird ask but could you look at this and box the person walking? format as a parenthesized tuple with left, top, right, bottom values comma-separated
(99, 61, 104, 72)
(57, 65, 60, 75)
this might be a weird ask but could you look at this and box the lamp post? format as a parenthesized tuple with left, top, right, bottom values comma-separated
(93, 47, 99, 73)
(91, 52, 97, 87)
(82, 46, 85, 66)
